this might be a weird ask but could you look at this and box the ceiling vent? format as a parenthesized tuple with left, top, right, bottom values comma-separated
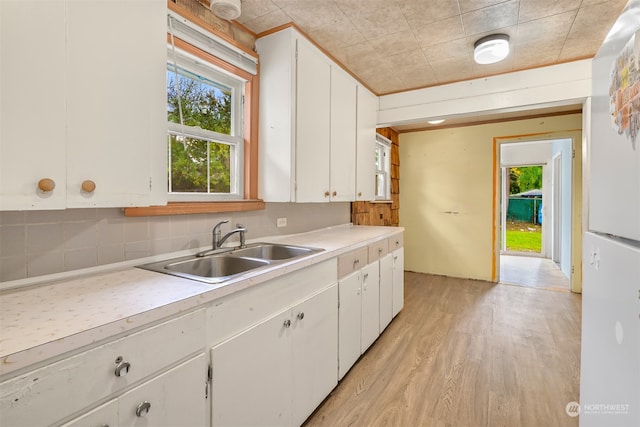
(210, 0, 241, 20)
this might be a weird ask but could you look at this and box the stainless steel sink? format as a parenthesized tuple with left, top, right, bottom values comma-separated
(229, 243, 320, 260)
(137, 242, 323, 284)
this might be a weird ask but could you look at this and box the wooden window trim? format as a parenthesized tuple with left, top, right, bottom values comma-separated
(125, 10, 261, 217)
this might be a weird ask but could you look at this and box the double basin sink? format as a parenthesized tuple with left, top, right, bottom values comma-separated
(138, 242, 323, 284)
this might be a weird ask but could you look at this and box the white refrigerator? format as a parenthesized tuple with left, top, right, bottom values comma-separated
(581, 1, 640, 426)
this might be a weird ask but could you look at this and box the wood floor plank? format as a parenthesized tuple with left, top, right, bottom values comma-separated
(303, 272, 581, 427)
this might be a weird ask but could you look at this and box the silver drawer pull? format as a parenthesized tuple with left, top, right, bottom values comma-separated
(297, 312, 305, 320)
(283, 319, 291, 328)
(136, 401, 151, 417)
(114, 359, 131, 377)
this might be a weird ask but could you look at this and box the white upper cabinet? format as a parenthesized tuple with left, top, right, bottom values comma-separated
(356, 85, 378, 201)
(295, 37, 332, 202)
(330, 67, 357, 202)
(0, 0, 67, 210)
(0, 0, 167, 210)
(257, 26, 376, 203)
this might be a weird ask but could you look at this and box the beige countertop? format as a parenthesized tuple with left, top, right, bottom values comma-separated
(0, 224, 403, 377)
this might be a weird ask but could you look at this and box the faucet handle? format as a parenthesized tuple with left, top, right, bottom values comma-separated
(236, 223, 246, 229)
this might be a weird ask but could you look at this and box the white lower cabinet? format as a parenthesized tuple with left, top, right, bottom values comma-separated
(338, 261, 380, 379)
(391, 247, 405, 317)
(0, 310, 205, 427)
(379, 253, 394, 332)
(62, 354, 207, 427)
(210, 283, 338, 427)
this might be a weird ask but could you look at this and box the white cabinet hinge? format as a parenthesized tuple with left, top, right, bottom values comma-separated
(149, 177, 153, 191)
(572, 148, 575, 159)
(208, 364, 212, 382)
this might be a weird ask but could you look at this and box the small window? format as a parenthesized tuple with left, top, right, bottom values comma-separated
(167, 47, 245, 200)
(375, 134, 391, 200)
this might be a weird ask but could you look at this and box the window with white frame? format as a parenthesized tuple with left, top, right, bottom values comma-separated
(375, 134, 391, 200)
(166, 45, 245, 200)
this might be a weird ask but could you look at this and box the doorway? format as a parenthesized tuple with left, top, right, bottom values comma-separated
(498, 139, 572, 290)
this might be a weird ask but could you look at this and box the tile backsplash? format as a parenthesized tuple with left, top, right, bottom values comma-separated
(0, 203, 350, 282)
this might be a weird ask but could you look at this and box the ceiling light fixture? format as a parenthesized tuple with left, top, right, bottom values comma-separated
(210, 0, 241, 20)
(428, 119, 445, 124)
(473, 34, 510, 65)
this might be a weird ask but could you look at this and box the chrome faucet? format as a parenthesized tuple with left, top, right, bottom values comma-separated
(217, 224, 247, 249)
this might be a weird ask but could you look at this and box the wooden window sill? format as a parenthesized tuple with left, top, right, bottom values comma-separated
(123, 200, 265, 217)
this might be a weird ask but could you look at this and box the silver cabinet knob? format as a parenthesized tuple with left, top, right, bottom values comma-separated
(378, 248, 382, 254)
(364, 273, 369, 280)
(283, 319, 291, 328)
(114, 359, 131, 377)
(297, 312, 305, 320)
(136, 401, 151, 417)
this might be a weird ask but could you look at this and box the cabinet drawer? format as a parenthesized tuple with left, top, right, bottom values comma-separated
(0, 309, 205, 427)
(388, 233, 404, 251)
(368, 239, 389, 262)
(337, 247, 368, 278)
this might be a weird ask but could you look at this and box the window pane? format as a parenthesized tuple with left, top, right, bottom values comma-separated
(169, 134, 208, 192)
(209, 142, 231, 193)
(167, 67, 232, 135)
(168, 134, 232, 194)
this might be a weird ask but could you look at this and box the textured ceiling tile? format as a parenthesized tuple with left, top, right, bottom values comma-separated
(337, 0, 390, 16)
(559, 1, 624, 60)
(395, 65, 440, 91)
(514, 11, 575, 67)
(236, 0, 281, 23)
(304, 14, 366, 51)
(462, 0, 519, 36)
(423, 38, 471, 63)
(282, 2, 346, 32)
(397, 0, 461, 22)
(342, 4, 411, 39)
(518, 0, 581, 23)
(458, 0, 511, 14)
(368, 30, 421, 57)
(412, 15, 465, 48)
(243, 9, 291, 34)
(331, 41, 381, 66)
(471, 53, 516, 74)
(429, 58, 475, 83)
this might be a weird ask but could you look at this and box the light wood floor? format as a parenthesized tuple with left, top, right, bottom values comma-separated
(500, 254, 570, 292)
(304, 272, 582, 427)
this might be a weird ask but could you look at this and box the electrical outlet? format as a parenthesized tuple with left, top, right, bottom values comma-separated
(277, 217, 287, 228)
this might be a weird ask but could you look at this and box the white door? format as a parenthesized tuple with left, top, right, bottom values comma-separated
(211, 310, 292, 427)
(292, 285, 338, 426)
(0, 0, 67, 210)
(356, 86, 377, 201)
(330, 67, 357, 201)
(295, 38, 331, 202)
(379, 253, 393, 332)
(119, 354, 207, 427)
(338, 270, 362, 379)
(360, 262, 380, 352)
(392, 248, 405, 317)
(66, 0, 167, 208)
(552, 154, 562, 263)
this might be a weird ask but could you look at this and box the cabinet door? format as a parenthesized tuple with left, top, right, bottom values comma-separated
(66, 0, 167, 207)
(292, 284, 339, 426)
(330, 67, 357, 201)
(338, 270, 362, 380)
(356, 85, 377, 201)
(119, 354, 206, 427)
(379, 253, 393, 332)
(60, 400, 118, 427)
(295, 38, 331, 202)
(392, 248, 405, 317)
(211, 310, 293, 427)
(361, 262, 380, 352)
(0, 0, 67, 210)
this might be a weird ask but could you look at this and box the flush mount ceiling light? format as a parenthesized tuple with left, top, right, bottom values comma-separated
(210, 0, 241, 20)
(474, 34, 510, 65)
(428, 119, 445, 124)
